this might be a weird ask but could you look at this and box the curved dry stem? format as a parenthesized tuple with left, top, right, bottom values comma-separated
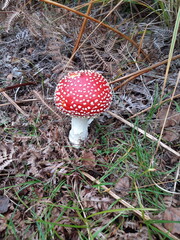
(1, 92, 29, 118)
(71, 0, 94, 57)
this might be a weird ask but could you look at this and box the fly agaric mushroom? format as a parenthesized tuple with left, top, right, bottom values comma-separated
(54, 70, 112, 148)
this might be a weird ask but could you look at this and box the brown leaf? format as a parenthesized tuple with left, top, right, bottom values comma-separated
(162, 129, 179, 141)
(0, 196, 9, 214)
(163, 196, 178, 208)
(81, 190, 112, 210)
(163, 207, 180, 234)
(157, 106, 180, 128)
(80, 150, 96, 167)
(114, 176, 131, 196)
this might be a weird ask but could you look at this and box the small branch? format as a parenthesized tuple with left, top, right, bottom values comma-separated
(82, 171, 151, 220)
(82, 171, 179, 240)
(107, 110, 180, 157)
(0, 98, 53, 107)
(137, 25, 147, 61)
(33, 91, 62, 120)
(113, 74, 139, 91)
(1, 92, 29, 118)
(71, 0, 94, 57)
(64, 0, 126, 71)
(110, 54, 180, 87)
(0, 82, 36, 93)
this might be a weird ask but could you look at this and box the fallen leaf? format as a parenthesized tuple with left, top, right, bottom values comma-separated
(114, 176, 131, 196)
(163, 207, 180, 234)
(162, 129, 179, 141)
(157, 106, 180, 128)
(163, 196, 178, 208)
(80, 150, 96, 167)
(0, 196, 9, 214)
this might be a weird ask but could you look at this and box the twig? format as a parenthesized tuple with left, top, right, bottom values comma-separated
(137, 25, 148, 61)
(138, 178, 180, 190)
(152, 179, 180, 195)
(71, 0, 94, 57)
(0, 82, 36, 93)
(82, 171, 179, 240)
(82, 172, 152, 220)
(1, 92, 29, 118)
(113, 73, 141, 91)
(0, 98, 53, 107)
(39, 0, 149, 59)
(33, 91, 62, 120)
(110, 54, 180, 86)
(107, 110, 180, 157)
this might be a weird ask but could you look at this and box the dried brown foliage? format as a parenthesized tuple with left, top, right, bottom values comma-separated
(114, 176, 131, 196)
(0, 144, 15, 171)
(0, 1, 180, 239)
(163, 207, 180, 234)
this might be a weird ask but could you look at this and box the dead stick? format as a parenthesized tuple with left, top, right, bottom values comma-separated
(33, 91, 62, 120)
(82, 171, 179, 240)
(0, 98, 53, 107)
(110, 54, 180, 86)
(1, 92, 29, 118)
(114, 74, 138, 91)
(107, 110, 180, 157)
(0, 82, 36, 93)
(71, 0, 94, 57)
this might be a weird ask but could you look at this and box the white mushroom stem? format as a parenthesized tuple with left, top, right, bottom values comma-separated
(69, 117, 94, 148)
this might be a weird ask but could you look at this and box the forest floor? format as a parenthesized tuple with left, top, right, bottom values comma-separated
(0, 1, 180, 239)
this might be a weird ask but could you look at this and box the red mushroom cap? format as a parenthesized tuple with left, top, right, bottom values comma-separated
(54, 70, 112, 117)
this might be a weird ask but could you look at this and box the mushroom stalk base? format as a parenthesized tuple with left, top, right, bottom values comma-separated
(69, 117, 93, 148)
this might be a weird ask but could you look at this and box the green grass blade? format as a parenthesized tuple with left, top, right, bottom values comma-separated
(87, 208, 157, 218)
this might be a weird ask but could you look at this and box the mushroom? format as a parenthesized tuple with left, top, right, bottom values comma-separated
(54, 70, 112, 148)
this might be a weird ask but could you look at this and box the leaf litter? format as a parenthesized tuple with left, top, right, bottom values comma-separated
(156, 105, 180, 141)
(114, 176, 131, 196)
(163, 207, 180, 234)
(0, 1, 180, 239)
(0, 196, 9, 214)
